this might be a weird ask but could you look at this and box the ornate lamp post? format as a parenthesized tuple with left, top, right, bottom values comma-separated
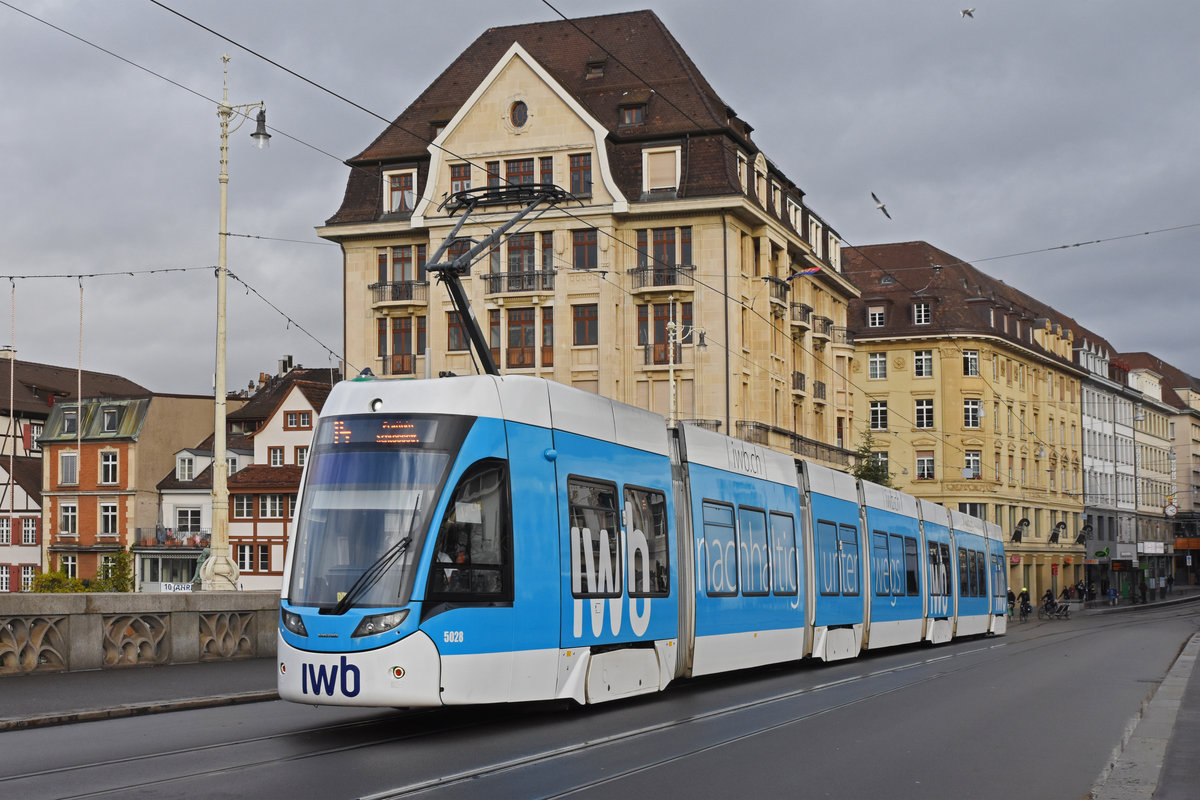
(201, 55, 269, 591)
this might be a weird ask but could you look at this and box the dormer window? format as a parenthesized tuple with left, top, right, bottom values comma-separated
(621, 105, 645, 126)
(102, 407, 119, 433)
(914, 302, 931, 325)
(383, 169, 417, 214)
(642, 146, 680, 195)
(431, 121, 447, 138)
(63, 410, 78, 435)
(176, 456, 194, 481)
(586, 60, 605, 79)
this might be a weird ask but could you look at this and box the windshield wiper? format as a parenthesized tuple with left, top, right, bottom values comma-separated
(325, 496, 422, 616)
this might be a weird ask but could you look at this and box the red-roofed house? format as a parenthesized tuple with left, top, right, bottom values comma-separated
(228, 380, 333, 590)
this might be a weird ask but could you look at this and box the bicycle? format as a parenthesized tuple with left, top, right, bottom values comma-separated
(1018, 601, 1031, 622)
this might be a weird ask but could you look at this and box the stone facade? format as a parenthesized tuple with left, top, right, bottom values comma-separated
(319, 11, 857, 467)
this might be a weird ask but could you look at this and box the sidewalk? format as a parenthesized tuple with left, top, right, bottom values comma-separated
(0, 657, 277, 732)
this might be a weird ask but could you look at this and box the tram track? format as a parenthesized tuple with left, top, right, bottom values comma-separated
(7, 606, 1195, 799)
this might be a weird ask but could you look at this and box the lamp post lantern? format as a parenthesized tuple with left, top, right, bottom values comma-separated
(201, 54, 268, 591)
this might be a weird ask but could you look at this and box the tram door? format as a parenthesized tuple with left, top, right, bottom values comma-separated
(552, 431, 677, 702)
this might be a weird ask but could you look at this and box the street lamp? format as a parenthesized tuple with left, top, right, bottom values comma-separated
(200, 54, 268, 591)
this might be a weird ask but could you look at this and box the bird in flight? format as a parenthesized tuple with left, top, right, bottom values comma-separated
(961, 9, 975, 18)
(871, 192, 892, 219)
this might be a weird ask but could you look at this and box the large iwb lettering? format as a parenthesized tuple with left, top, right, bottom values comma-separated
(627, 517, 651, 636)
(571, 525, 621, 637)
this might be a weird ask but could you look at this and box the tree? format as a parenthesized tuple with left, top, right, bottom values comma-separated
(91, 550, 134, 593)
(850, 429, 893, 487)
(31, 571, 87, 593)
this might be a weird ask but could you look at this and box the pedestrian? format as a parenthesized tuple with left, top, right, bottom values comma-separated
(1109, 585, 1117, 606)
(1139, 580, 1148, 604)
(1167, 574, 1174, 595)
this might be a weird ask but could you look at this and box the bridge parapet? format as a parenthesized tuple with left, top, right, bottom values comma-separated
(0, 592, 278, 676)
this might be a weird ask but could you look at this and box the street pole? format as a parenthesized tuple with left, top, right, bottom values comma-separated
(201, 55, 268, 591)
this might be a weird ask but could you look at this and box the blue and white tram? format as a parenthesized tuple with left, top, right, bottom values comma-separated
(277, 373, 1004, 708)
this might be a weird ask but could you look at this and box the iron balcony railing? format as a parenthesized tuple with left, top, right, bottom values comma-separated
(832, 326, 855, 346)
(629, 264, 696, 291)
(642, 343, 684, 366)
(482, 270, 555, 294)
(790, 303, 812, 326)
(680, 419, 721, 432)
(791, 371, 806, 392)
(812, 316, 833, 337)
(813, 380, 827, 400)
(369, 281, 429, 304)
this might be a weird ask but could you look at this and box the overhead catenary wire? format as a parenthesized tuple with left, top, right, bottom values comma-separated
(3, 0, 1186, 492)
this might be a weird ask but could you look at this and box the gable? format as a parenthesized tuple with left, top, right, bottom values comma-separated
(413, 42, 627, 223)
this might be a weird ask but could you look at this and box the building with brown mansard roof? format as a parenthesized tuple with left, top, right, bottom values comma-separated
(843, 241, 1090, 600)
(319, 9, 860, 466)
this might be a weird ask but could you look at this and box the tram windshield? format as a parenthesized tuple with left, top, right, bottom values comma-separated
(287, 413, 471, 609)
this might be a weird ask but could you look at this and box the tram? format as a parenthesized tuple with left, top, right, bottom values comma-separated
(277, 373, 1007, 707)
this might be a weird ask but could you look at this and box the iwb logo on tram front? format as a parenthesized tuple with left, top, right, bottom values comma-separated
(300, 655, 361, 697)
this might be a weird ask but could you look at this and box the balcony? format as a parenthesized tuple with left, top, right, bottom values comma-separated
(790, 303, 812, 333)
(812, 315, 833, 342)
(388, 354, 416, 376)
(680, 418, 721, 432)
(370, 281, 429, 307)
(813, 380, 827, 403)
(764, 276, 790, 314)
(136, 527, 210, 549)
(831, 326, 855, 348)
(733, 420, 851, 468)
(642, 343, 688, 367)
(482, 270, 555, 295)
(630, 264, 696, 294)
(791, 371, 806, 395)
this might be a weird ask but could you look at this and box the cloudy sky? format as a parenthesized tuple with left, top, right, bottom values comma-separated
(1, 1, 1197, 395)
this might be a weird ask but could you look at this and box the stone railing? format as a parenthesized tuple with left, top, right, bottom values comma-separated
(0, 591, 278, 676)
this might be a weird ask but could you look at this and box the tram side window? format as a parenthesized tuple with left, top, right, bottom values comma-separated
(701, 501, 737, 596)
(769, 512, 798, 596)
(872, 532, 891, 597)
(904, 536, 919, 596)
(839, 524, 860, 596)
(889, 533, 905, 596)
(992, 555, 1005, 597)
(970, 550, 981, 597)
(817, 520, 840, 596)
(625, 486, 669, 597)
(975, 549, 987, 597)
(958, 547, 970, 596)
(927, 541, 948, 597)
(738, 507, 769, 596)
(427, 460, 512, 602)
(569, 477, 622, 598)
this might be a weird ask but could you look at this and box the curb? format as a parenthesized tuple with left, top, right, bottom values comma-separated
(0, 689, 279, 732)
(1090, 633, 1200, 800)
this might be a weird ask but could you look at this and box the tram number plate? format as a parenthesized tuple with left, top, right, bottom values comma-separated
(443, 630, 464, 643)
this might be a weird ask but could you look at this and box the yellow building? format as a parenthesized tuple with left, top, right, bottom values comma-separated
(317, 10, 858, 468)
(844, 242, 1085, 599)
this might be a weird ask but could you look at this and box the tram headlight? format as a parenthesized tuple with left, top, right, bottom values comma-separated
(280, 608, 308, 637)
(352, 609, 409, 638)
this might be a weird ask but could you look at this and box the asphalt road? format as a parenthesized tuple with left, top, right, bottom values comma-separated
(1, 605, 1197, 799)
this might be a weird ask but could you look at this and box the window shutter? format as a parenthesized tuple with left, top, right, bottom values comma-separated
(646, 151, 676, 190)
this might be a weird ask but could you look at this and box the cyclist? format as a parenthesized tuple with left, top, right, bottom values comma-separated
(1006, 588, 1016, 619)
(1017, 587, 1032, 620)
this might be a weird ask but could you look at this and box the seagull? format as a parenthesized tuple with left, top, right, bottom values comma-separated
(961, 8, 975, 18)
(871, 192, 892, 220)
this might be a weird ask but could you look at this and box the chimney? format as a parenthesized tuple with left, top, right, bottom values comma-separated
(279, 355, 294, 375)
(0, 345, 14, 360)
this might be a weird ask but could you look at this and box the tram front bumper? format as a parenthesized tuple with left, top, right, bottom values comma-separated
(277, 629, 442, 707)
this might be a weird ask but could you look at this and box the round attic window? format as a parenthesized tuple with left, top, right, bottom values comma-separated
(510, 101, 528, 128)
